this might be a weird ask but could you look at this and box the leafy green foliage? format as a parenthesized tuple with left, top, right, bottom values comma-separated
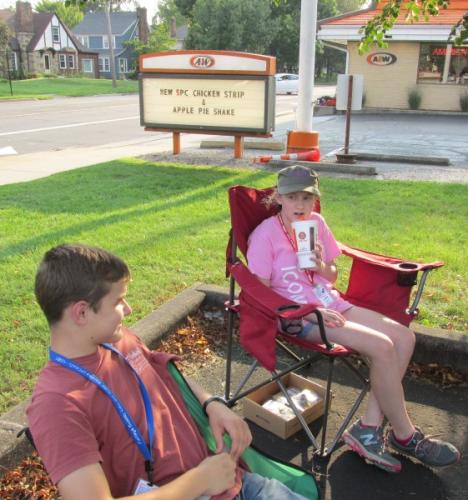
(336, 0, 367, 13)
(358, 0, 466, 54)
(185, 0, 275, 53)
(174, 0, 197, 18)
(36, 0, 84, 28)
(449, 11, 468, 47)
(460, 92, 468, 112)
(157, 0, 189, 27)
(269, 0, 300, 71)
(125, 23, 175, 68)
(407, 88, 422, 109)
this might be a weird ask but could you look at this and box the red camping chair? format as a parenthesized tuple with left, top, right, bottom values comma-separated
(224, 185, 443, 458)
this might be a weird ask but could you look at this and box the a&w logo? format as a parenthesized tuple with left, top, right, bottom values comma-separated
(366, 52, 397, 66)
(190, 55, 215, 69)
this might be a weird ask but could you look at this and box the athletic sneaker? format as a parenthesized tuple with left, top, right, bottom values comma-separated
(388, 428, 461, 467)
(342, 420, 402, 473)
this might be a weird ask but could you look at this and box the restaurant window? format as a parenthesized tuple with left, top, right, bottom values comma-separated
(417, 43, 468, 85)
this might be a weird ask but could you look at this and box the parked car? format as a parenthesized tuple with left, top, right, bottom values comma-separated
(275, 73, 299, 94)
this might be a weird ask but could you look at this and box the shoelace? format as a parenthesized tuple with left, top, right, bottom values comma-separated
(413, 432, 442, 457)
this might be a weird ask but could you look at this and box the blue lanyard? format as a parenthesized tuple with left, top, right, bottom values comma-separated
(49, 344, 155, 484)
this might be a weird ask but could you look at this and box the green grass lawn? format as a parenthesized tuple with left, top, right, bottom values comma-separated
(0, 159, 466, 414)
(0, 77, 138, 99)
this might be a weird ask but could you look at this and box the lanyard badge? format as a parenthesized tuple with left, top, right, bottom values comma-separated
(49, 344, 155, 485)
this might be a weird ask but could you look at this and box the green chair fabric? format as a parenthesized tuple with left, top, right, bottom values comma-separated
(168, 363, 320, 500)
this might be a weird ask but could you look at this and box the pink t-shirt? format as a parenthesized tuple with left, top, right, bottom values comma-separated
(27, 329, 242, 498)
(247, 213, 351, 312)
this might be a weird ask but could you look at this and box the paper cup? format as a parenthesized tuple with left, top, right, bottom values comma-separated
(297, 250, 317, 270)
(291, 220, 318, 253)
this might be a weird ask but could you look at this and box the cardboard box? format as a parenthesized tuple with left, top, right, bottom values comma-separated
(243, 373, 326, 439)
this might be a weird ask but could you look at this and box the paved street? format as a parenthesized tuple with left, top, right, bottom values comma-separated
(1, 89, 467, 185)
(0, 88, 336, 156)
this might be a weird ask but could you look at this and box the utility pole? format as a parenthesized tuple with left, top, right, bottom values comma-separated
(286, 0, 320, 155)
(105, 1, 117, 88)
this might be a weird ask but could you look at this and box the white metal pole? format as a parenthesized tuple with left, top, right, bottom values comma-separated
(296, 0, 318, 132)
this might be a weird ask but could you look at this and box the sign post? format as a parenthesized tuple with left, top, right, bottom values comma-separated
(335, 74, 363, 163)
(139, 50, 276, 158)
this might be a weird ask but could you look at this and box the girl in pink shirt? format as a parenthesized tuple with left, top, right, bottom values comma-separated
(247, 165, 460, 473)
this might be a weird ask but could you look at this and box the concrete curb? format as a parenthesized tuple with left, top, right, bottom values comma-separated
(267, 159, 377, 176)
(352, 152, 450, 166)
(1, 283, 466, 475)
(200, 140, 284, 151)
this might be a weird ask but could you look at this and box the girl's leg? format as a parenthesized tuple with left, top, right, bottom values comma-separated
(303, 311, 414, 438)
(343, 306, 416, 429)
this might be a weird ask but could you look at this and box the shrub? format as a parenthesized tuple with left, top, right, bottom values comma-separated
(460, 92, 468, 112)
(407, 88, 422, 110)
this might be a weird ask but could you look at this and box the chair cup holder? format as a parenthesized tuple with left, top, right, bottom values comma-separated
(396, 263, 419, 287)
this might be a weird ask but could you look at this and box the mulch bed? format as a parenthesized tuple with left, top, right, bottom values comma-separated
(1, 309, 465, 498)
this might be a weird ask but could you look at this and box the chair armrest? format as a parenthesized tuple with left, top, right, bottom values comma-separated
(338, 242, 444, 272)
(229, 261, 333, 349)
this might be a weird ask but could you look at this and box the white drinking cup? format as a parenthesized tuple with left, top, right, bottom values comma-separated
(291, 219, 317, 269)
(296, 250, 317, 270)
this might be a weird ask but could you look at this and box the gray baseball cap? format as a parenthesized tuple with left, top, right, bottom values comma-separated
(277, 165, 321, 196)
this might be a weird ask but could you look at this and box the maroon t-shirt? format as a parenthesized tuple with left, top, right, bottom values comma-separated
(27, 329, 241, 498)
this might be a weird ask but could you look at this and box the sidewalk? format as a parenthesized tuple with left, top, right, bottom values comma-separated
(1, 285, 466, 499)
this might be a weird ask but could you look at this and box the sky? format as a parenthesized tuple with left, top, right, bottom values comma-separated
(0, 1, 161, 25)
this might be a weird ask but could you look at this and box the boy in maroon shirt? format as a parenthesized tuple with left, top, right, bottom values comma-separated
(27, 244, 306, 500)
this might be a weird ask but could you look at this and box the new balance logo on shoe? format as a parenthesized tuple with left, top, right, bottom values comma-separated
(361, 433, 378, 446)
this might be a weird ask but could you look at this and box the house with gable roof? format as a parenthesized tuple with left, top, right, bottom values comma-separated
(72, 8, 148, 79)
(0, 1, 98, 79)
(318, 0, 468, 111)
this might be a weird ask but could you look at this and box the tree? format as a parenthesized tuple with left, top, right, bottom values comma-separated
(36, 0, 84, 28)
(67, 0, 128, 87)
(185, 0, 275, 53)
(0, 20, 11, 78)
(269, 0, 300, 71)
(125, 22, 175, 71)
(315, 0, 342, 80)
(157, 0, 188, 27)
(335, 0, 367, 14)
(174, 0, 197, 19)
(359, 0, 467, 54)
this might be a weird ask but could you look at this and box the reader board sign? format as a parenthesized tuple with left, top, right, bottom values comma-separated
(139, 51, 276, 134)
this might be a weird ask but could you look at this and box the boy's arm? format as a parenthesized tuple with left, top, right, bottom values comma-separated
(186, 378, 252, 460)
(57, 454, 236, 500)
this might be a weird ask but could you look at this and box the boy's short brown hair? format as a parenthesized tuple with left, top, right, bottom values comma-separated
(35, 244, 131, 325)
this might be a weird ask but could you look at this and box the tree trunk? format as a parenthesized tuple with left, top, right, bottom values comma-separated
(105, 1, 117, 88)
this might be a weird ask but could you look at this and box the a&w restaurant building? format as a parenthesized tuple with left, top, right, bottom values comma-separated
(318, 0, 468, 111)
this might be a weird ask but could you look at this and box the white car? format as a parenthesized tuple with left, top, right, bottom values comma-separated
(275, 73, 299, 95)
